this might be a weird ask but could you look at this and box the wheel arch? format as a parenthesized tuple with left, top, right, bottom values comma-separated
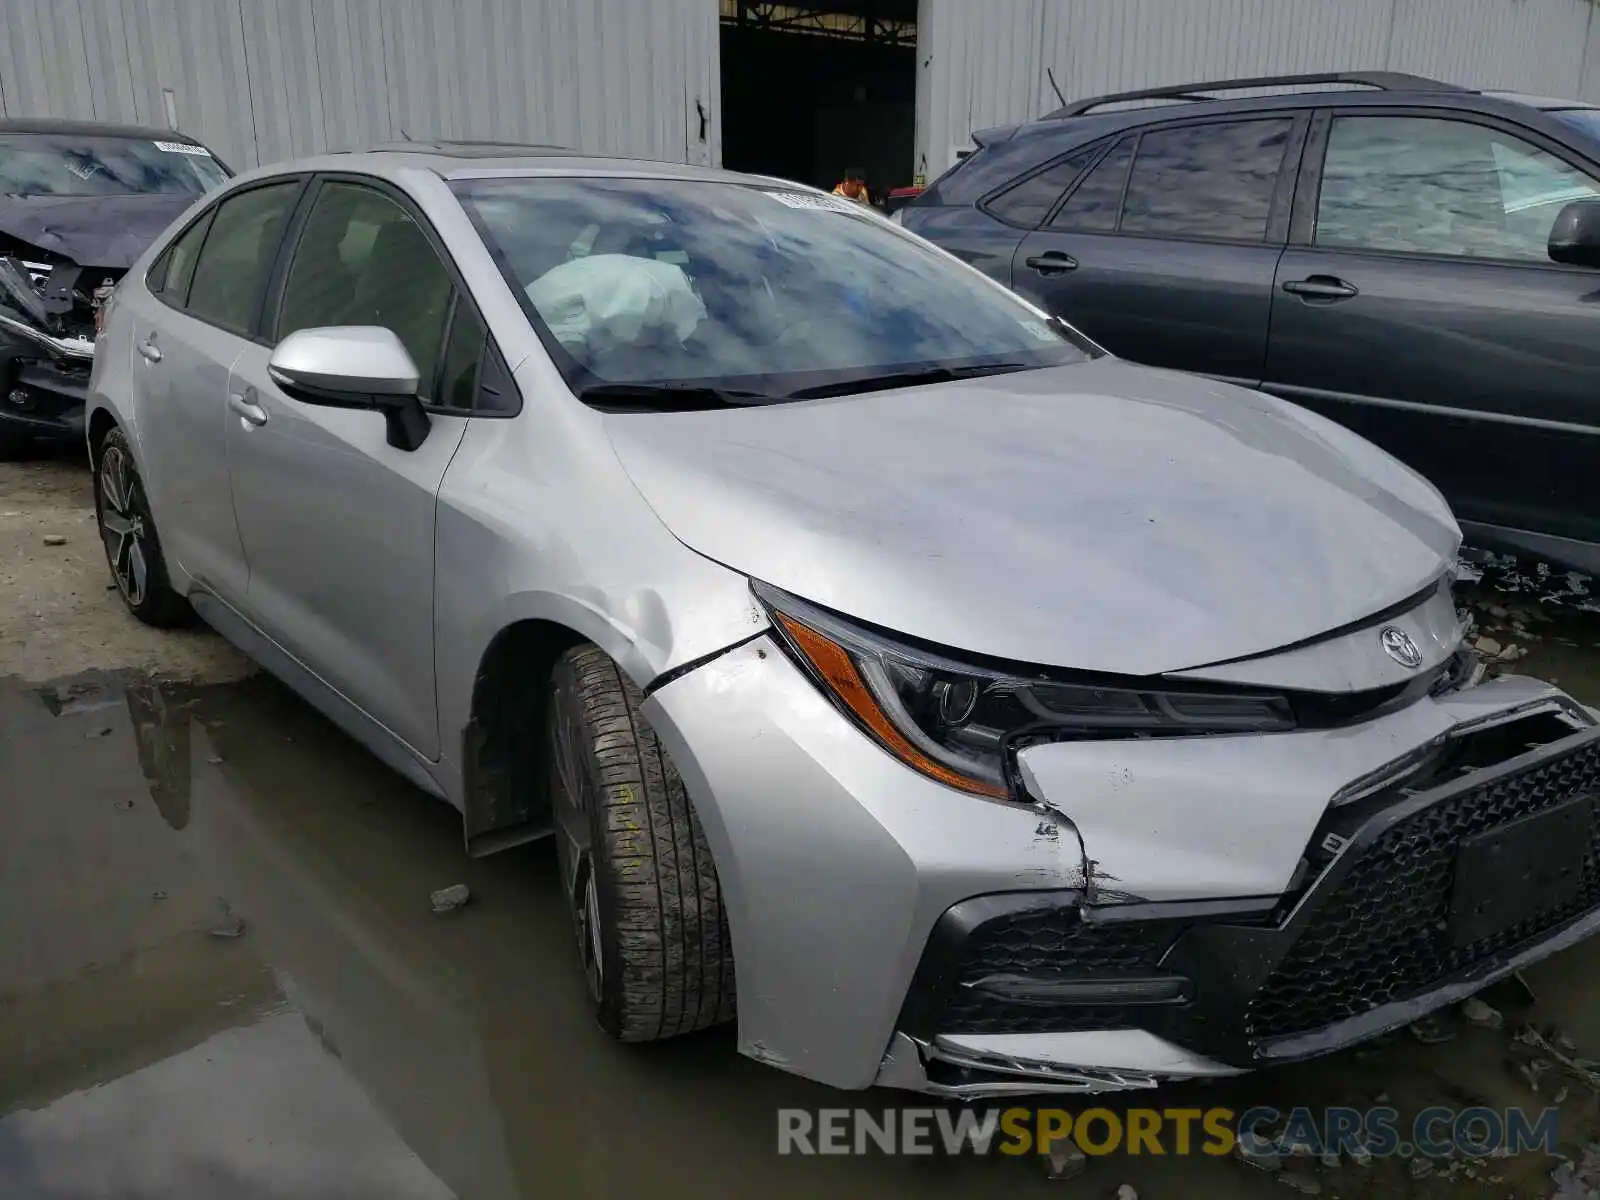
(86, 404, 119, 459)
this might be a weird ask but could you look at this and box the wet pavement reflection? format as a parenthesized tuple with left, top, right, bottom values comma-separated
(3, 559, 1600, 1199)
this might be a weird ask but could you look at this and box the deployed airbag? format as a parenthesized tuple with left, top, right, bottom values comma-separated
(525, 253, 705, 353)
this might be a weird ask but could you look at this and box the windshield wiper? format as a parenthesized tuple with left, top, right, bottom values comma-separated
(576, 382, 778, 411)
(786, 361, 1035, 400)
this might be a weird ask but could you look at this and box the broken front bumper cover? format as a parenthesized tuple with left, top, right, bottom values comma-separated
(882, 720, 1600, 1097)
(644, 633, 1599, 1095)
(0, 310, 95, 362)
(0, 319, 93, 442)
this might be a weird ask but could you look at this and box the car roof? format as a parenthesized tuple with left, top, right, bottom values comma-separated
(1029, 72, 1600, 131)
(236, 142, 802, 189)
(0, 117, 208, 143)
(1484, 90, 1597, 113)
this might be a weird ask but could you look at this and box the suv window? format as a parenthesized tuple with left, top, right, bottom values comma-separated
(1119, 118, 1293, 241)
(277, 181, 454, 400)
(184, 182, 300, 333)
(1316, 116, 1600, 262)
(986, 147, 1098, 228)
(1051, 137, 1135, 231)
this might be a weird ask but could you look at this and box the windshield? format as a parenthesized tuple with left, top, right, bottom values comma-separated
(453, 176, 1094, 403)
(1554, 109, 1600, 140)
(0, 134, 229, 197)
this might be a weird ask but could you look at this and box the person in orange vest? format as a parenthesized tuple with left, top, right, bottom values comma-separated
(832, 167, 871, 205)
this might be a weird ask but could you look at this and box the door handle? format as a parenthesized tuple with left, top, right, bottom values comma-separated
(137, 336, 162, 363)
(1024, 251, 1079, 276)
(1282, 276, 1359, 301)
(228, 391, 268, 427)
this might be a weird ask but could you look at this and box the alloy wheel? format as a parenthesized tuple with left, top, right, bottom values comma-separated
(553, 693, 604, 1001)
(98, 443, 149, 608)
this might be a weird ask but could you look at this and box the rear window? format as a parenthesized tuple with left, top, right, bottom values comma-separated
(922, 132, 1090, 207)
(983, 148, 1099, 228)
(0, 133, 229, 197)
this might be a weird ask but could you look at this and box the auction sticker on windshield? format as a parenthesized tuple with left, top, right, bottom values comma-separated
(153, 141, 213, 156)
(762, 191, 863, 214)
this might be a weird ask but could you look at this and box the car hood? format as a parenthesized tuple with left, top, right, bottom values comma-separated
(0, 193, 196, 269)
(604, 359, 1460, 676)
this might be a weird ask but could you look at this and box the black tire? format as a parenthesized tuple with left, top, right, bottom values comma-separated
(548, 643, 735, 1041)
(92, 427, 190, 627)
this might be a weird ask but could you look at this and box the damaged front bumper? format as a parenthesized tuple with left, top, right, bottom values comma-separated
(0, 257, 99, 443)
(644, 633, 1600, 1096)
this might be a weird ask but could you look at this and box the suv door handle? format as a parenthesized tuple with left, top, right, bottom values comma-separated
(1282, 275, 1359, 301)
(229, 390, 268, 427)
(1024, 250, 1079, 276)
(137, 336, 162, 363)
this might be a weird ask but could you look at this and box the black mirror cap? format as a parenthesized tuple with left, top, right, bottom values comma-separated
(380, 392, 431, 451)
(1548, 199, 1600, 269)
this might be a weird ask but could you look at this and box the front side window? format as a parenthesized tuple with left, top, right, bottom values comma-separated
(986, 148, 1098, 228)
(454, 177, 1094, 403)
(184, 182, 300, 333)
(276, 182, 455, 399)
(0, 134, 228, 196)
(1118, 118, 1293, 241)
(1316, 115, 1600, 262)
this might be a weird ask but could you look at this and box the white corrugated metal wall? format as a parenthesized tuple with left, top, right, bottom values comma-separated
(3, 0, 1597, 180)
(916, 0, 1600, 180)
(0, 0, 721, 170)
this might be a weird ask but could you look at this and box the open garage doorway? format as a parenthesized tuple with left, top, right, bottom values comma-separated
(719, 0, 917, 202)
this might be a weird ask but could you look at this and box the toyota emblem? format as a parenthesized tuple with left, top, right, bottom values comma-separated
(1380, 626, 1423, 668)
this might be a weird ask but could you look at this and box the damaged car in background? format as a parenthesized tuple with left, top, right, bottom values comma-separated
(0, 119, 228, 456)
(88, 149, 1600, 1099)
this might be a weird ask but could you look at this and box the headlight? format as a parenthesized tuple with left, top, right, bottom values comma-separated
(754, 581, 1295, 800)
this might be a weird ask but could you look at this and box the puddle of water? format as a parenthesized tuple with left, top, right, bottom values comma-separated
(1, 551, 1598, 1199)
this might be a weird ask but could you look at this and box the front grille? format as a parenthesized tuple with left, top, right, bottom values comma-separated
(1247, 739, 1600, 1041)
(938, 909, 1181, 1035)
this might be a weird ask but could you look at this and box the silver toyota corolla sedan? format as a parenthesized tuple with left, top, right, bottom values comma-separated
(88, 143, 1600, 1098)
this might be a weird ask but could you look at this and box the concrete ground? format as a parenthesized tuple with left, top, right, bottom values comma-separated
(3, 453, 1600, 1199)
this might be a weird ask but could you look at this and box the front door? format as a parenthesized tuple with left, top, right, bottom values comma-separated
(1262, 110, 1600, 550)
(1008, 115, 1303, 387)
(224, 177, 471, 758)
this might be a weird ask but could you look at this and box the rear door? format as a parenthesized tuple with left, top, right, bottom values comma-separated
(1263, 110, 1600, 548)
(1009, 114, 1306, 386)
(223, 176, 476, 759)
(129, 179, 303, 601)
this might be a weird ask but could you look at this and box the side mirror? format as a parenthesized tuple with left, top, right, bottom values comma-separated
(1548, 199, 1600, 270)
(268, 326, 431, 451)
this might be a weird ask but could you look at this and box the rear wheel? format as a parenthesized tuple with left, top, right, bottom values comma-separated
(547, 643, 735, 1041)
(93, 428, 189, 627)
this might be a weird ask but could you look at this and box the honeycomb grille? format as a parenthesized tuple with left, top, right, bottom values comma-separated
(1247, 739, 1600, 1041)
(939, 909, 1181, 1035)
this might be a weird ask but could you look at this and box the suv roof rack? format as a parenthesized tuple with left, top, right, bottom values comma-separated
(1045, 71, 1465, 118)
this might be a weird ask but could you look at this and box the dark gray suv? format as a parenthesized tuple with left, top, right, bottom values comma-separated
(901, 72, 1600, 576)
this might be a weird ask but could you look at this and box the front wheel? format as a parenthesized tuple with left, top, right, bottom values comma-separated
(547, 644, 736, 1041)
(93, 428, 189, 627)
